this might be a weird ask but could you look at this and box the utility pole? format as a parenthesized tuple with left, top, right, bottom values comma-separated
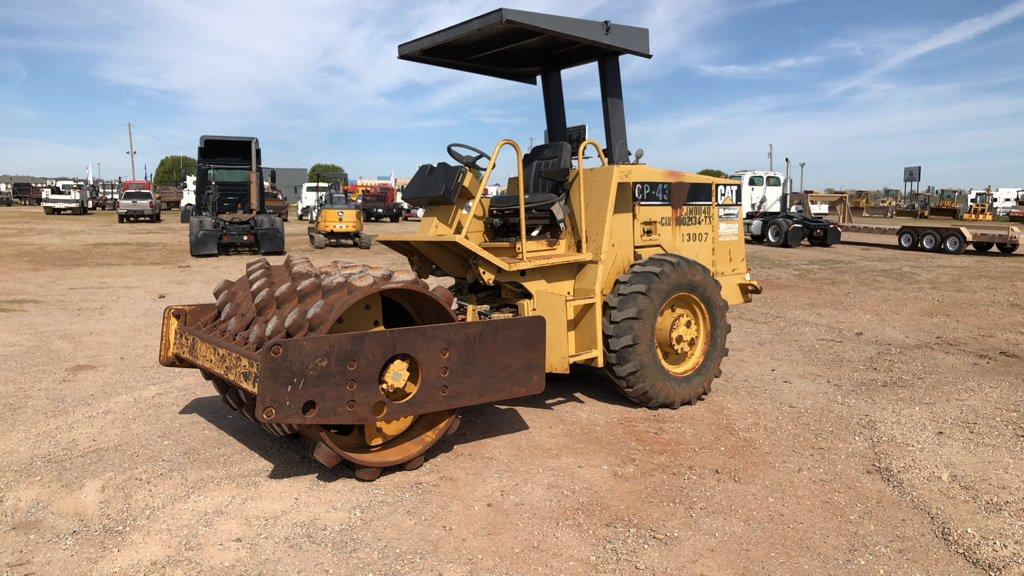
(799, 162, 806, 194)
(97, 162, 102, 181)
(126, 123, 137, 180)
(768, 143, 774, 172)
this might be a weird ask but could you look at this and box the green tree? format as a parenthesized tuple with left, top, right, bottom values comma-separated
(697, 168, 728, 178)
(153, 155, 197, 185)
(308, 163, 347, 183)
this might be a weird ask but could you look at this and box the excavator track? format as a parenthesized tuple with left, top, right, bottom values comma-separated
(194, 255, 461, 480)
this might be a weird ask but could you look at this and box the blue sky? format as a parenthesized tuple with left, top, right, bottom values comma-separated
(1, 0, 1022, 190)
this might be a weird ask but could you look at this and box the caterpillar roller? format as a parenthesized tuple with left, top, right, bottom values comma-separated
(159, 9, 761, 480)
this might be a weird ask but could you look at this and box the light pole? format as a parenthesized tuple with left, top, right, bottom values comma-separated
(97, 162, 102, 181)
(799, 162, 805, 194)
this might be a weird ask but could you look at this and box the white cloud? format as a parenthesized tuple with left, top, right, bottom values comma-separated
(632, 81, 1024, 189)
(829, 0, 1024, 96)
(694, 55, 823, 77)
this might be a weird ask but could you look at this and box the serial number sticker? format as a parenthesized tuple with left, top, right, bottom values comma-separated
(718, 207, 740, 220)
(677, 205, 714, 227)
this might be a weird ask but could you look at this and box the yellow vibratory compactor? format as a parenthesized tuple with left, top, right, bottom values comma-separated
(159, 9, 761, 480)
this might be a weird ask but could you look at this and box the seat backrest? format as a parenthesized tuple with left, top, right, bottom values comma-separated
(522, 142, 571, 197)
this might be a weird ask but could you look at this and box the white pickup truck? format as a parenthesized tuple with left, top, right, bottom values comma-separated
(42, 180, 89, 215)
(118, 190, 162, 223)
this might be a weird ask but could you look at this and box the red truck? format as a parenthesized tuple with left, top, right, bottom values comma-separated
(358, 184, 403, 222)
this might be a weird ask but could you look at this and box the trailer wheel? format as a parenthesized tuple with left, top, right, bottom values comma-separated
(919, 230, 941, 252)
(897, 229, 918, 250)
(997, 243, 1019, 254)
(972, 242, 994, 253)
(940, 232, 966, 255)
(765, 219, 787, 247)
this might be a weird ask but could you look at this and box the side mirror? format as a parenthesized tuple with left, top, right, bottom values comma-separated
(633, 148, 645, 164)
(270, 169, 277, 184)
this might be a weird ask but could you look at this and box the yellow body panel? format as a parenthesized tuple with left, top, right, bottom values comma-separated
(379, 140, 758, 374)
(315, 208, 363, 234)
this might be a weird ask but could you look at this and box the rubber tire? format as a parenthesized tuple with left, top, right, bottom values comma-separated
(603, 254, 729, 408)
(389, 215, 401, 223)
(765, 219, 787, 247)
(44, 207, 53, 215)
(898, 229, 918, 250)
(941, 232, 966, 255)
(920, 230, 941, 252)
(808, 233, 831, 247)
(997, 243, 1019, 254)
(117, 215, 124, 223)
(155, 212, 162, 223)
(973, 242, 994, 253)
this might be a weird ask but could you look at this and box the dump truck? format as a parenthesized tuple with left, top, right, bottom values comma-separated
(186, 136, 285, 257)
(159, 9, 761, 480)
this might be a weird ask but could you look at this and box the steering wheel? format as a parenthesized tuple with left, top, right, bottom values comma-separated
(446, 143, 491, 171)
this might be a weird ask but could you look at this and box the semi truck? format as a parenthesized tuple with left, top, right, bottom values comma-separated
(297, 181, 330, 221)
(733, 170, 841, 248)
(187, 136, 284, 257)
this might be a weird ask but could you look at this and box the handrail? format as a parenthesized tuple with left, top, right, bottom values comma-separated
(575, 140, 607, 256)
(460, 139, 528, 260)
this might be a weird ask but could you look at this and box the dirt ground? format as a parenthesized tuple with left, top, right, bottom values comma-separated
(1, 204, 1022, 575)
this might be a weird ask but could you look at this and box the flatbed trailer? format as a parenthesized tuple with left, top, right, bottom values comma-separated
(840, 216, 1020, 255)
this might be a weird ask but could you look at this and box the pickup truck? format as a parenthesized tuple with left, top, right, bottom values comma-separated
(360, 185, 403, 222)
(43, 181, 89, 215)
(117, 190, 162, 223)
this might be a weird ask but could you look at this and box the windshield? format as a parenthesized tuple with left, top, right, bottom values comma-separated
(322, 191, 351, 207)
(209, 169, 250, 183)
(123, 191, 151, 200)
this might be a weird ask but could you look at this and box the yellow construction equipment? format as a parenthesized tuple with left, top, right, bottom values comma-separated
(307, 185, 371, 249)
(963, 191, 995, 221)
(158, 9, 760, 480)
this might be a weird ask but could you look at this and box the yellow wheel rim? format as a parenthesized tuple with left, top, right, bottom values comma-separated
(654, 292, 711, 376)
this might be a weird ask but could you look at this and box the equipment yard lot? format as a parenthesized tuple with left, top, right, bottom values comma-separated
(1, 205, 1022, 575)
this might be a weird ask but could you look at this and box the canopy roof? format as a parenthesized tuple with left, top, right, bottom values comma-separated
(398, 8, 651, 84)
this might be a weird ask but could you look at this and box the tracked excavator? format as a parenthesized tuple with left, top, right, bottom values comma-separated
(159, 9, 761, 480)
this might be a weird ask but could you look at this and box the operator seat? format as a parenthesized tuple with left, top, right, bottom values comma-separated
(489, 142, 571, 209)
